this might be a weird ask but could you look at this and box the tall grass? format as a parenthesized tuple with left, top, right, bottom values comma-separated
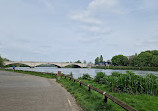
(91, 71, 158, 96)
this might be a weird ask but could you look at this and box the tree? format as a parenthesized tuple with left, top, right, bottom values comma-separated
(111, 55, 128, 66)
(95, 57, 100, 65)
(100, 55, 103, 63)
(135, 52, 152, 67)
(152, 55, 158, 67)
(0, 55, 4, 67)
(128, 54, 137, 66)
(3, 58, 10, 61)
(75, 60, 82, 63)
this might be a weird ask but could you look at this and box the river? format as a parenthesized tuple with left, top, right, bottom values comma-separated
(7, 67, 158, 78)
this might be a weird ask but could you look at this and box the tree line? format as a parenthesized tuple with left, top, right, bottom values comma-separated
(94, 50, 158, 67)
(112, 50, 158, 67)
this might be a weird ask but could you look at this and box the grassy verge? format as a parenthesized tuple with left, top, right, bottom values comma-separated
(81, 79, 158, 111)
(57, 77, 125, 111)
(0, 68, 56, 78)
(58, 77, 158, 111)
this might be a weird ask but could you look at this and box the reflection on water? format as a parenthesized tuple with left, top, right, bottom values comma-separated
(8, 67, 158, 78)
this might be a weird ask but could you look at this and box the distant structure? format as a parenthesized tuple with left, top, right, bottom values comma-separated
(96, 62, 111, 66)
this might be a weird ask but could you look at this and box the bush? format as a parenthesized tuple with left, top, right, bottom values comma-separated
(81, 73, 92, 80)
(93, 72, 106, 83)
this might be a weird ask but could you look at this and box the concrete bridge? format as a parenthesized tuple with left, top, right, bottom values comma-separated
(4, 61, 89, 68)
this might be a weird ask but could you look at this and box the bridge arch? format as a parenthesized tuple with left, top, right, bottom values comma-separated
(64, 64, 82, 68)
(4, 63, 32, 68)
(34, 63, 61, 68)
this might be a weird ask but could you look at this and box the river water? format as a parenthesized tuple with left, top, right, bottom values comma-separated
(8, 67, 158, 79)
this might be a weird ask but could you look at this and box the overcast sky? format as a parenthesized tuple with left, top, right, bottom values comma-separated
(0, 0, 158, 63)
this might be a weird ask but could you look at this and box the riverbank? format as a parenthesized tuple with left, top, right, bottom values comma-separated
(1, 68, 158, 111)
(93, 66, 158, 71)
(0, 68, 56, 79)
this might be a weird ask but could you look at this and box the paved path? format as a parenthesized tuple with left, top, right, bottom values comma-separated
(0, 71, 81, 111)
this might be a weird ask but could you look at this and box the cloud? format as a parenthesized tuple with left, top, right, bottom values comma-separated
(81, 26, 111, 34)
(69, 10, 102, 25)
(88, 0, 118, 11)
(69, 0, 123, 35)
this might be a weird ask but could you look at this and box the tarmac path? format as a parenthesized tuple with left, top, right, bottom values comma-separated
(0, 70, 81, 111)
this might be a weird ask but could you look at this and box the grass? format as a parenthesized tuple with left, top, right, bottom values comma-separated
(0, 68, 56, 78)
(80, 79, 158, 111)
(92, 71, 158, 96)
(57, 78, 125, 111)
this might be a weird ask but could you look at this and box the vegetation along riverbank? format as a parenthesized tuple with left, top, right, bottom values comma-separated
(1, 68, 158, 111)
(92, 66, 158, 71)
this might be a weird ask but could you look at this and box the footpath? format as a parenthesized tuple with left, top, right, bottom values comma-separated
(0, 71, 81, 111)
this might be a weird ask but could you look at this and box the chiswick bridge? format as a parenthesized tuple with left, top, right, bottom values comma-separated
(4, 61, 89, 68)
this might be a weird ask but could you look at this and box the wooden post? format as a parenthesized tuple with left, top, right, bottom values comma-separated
(104, 96, 107, 103)
(57, 71, 61, 80)
(103, 92, 107, 103)
(79, 81, 81, 86)
(88, 85, 91, 92)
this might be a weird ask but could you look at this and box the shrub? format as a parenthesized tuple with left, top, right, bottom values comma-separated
(81, 73, 92, 80)
(93, 72, 106, 83)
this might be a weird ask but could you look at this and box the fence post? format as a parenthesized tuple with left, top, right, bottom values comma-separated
(56, 71, 61, 80)
(103, 92, 107, 103)
(79, 81, 81, 86)
(88, 85, 91, 92)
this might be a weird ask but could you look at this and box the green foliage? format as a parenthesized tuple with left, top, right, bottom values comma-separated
(57, 78, 124, 111)
(0, 69, 56, 78)
(110, 50, 158, 67)
(135, 52, 152, 67)
(2, 58, 10, 61)
(100, 55, 103, 62)
(111, 55, 128, 66)
(93, 72, 107, 83)
(95, 71, 158, 96)
(75, 60, 82, 63)
(128, 54, 137, 66)
(95, 55, 104, 65)
(81, 74, 92, 80)
(59, 75, 158, 111)
(95, 57, 100, 64)
(0, 55, 4, 67)
(152, 55, 158, 67)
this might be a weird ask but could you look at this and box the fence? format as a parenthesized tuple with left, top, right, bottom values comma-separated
(56, 71, 137, 111)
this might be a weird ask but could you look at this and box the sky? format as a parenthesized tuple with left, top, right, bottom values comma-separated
(0, 0, 158, 63)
